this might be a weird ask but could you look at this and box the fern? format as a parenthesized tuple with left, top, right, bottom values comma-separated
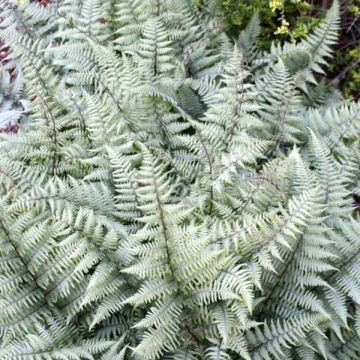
(0, 0, 359, 359)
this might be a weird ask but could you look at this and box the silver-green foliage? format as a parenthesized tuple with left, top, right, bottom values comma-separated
(0, 0, 360, 359)
(0, 60, 29, 130)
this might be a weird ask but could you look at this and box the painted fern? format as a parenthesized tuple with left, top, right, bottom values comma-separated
(0, 0, 360, 359)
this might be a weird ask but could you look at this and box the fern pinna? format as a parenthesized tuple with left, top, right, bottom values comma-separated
(0, 0, 359, 359)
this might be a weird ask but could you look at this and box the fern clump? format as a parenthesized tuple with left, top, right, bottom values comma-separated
(0, 0, 359, 359)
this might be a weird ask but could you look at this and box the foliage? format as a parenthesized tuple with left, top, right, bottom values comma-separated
(221, 0, 360, 100)
(0, 0, 360, 359)
(221, 0, 320, 40)
(0, 39, 29, 133)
